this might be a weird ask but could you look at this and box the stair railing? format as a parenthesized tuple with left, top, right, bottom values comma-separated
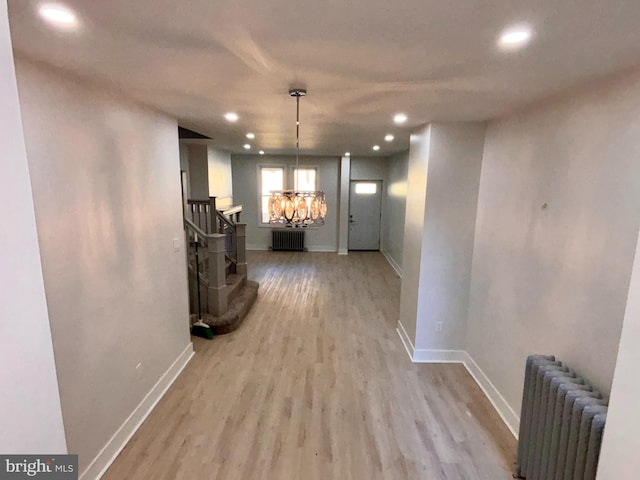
(184, 197, 247, 317)
(185, 199, 240, 271)
(209, 197, 246, 277)
(186, 200, 211, 233)
(184, 218, 228, 316)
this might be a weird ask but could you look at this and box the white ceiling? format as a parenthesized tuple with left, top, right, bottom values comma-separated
(8, 0, 640, 156)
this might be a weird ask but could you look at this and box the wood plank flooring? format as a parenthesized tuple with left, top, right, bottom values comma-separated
(103, 251, 516, 480)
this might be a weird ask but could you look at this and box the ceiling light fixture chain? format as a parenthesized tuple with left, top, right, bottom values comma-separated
(296, 90, 300, 166)
(290, 87, 305, 167)
(268, 88, 327, 227)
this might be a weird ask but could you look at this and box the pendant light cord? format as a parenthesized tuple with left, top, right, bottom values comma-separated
(295, 93, 300, 167)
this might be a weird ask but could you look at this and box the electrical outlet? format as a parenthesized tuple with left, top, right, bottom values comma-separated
(435, 322, 443, 332)
(173, 238, 181, 251)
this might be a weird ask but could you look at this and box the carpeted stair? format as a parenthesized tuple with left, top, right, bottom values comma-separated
(200, 280, 259, 334)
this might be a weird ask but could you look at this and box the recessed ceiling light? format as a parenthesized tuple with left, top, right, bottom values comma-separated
(224, 112, 239, 122)
(246, 132, 255, 139)
(373, 145, 380, 151)
(385, 134, 394, 142)
(243, 144, 251, 150)
(393, 113, 407, 125)
(499, 26, 533, 49)
(259, 150, 265, 155)
(38, 4, 77, 27)
(344, 152, 351, 157)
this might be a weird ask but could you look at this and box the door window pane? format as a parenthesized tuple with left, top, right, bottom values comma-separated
(354, 182, 377, 194)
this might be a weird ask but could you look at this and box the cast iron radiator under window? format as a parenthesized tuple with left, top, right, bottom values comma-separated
(514, 355, 608, 480)
(271, 229, 305, 252)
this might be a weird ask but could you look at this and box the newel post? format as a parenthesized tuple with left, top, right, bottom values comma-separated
(209, 196, 218, 234)
(208, 233, 228, 316)
(235, 223, 247, 276)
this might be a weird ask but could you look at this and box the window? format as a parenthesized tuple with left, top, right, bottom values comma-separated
(259, 166, 318, 224)
(294, 168, 317, 191)
(354, 182, 377, 194)
(260, 167, 284, 223)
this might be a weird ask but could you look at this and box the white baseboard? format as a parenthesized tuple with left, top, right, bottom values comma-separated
(338, 248, 348, 255)
(380, 249, 402, 278)
(394, 325, 518, 439)
(396, 322, 465, 363)
(247, 244, 269, 251)
(461, 352, 519, 438)
(306, 246, 338, 253)
(413, 349, 467, 363)
(396, 321, 415, 360)
(81, 343, 195, 480)
(247, 244, 337, 253)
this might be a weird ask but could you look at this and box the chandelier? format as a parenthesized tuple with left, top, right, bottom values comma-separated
(268, 88, 327, 227)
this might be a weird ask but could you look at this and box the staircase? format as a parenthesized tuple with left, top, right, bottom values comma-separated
(185, 197, 259, 334)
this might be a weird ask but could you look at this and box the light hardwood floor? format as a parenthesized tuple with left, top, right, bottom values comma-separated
(103, 251, 516, 480)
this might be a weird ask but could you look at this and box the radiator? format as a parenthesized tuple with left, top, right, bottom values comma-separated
(515, 355, 608, 480)
(271, 229, 305, 251)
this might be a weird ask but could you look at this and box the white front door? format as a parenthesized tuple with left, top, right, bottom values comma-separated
(348, 180, 382, 250)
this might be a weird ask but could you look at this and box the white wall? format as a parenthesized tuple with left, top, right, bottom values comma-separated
(0, 2, 67, 453)
(16, 57, 192, 473)
(231, 154, 339, 252)
(338, 156, 350, 255)
(398, 124, 484, 356)
(207, 146, 233, 206)
(597, 227, 640, 479)
(598, 228, 640, 480)
(381, 150, 409, 276)
(415, 123, 484, 351)
(466, 69, 640, 426)
(398, 125, 431, 346)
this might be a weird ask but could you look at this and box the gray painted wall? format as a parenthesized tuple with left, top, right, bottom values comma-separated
(0, 3, 67, 453)
(466, 70, 640, 415)
(382, 150, 409, 276)
(188, 144, 209, 200)
(179, 143, 190, 201)
(350, 156, 388, 180)
(179, 143, 189, 171)
(350, 156, 389, 253)
(231, 154, 339, 252)
(16, 58, 192, 472)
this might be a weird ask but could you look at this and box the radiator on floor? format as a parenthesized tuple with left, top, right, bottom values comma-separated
(271, 229, 305, 252)
(514, 355, 608, 480)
